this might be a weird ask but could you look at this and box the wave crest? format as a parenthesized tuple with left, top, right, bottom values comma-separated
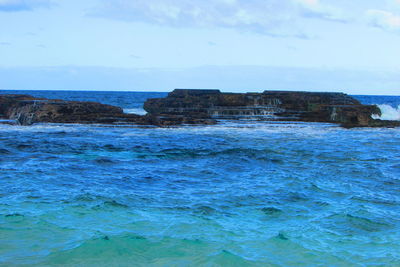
(372, 104, 400, 121)
(123, 108, 147, 115)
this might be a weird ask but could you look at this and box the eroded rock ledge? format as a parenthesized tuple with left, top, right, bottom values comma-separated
(144, 89, 400, 128)
(1, 90, 399, 128)
(0, 94, 216, 126)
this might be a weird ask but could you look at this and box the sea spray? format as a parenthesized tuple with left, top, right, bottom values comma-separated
(123, 108, 147, 115)
(372, 104, 400, 121)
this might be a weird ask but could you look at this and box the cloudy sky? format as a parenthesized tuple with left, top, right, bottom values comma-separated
(0, 0, 399, 94)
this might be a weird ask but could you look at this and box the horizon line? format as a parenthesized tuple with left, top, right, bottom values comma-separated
(0, 88, 399, 97)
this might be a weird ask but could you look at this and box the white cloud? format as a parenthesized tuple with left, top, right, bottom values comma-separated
(91, 0, 347, 37)
(294, 0, 347, 23)
(367, 9, 400, 32)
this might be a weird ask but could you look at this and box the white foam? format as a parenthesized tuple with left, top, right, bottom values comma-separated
(372, 104, 400, 121)
(123, 108, 147, 115)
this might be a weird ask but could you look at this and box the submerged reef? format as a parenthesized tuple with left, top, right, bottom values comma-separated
(1, 89, 399, 128)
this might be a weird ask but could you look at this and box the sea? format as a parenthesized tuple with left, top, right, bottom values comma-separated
(0, 90, 400, 266)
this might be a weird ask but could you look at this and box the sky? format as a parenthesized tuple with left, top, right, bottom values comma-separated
(0, 0, 399, 94)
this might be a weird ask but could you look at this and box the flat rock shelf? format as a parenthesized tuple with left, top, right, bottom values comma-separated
(1, 89, 399, 128)
(144, 89, 400, 128)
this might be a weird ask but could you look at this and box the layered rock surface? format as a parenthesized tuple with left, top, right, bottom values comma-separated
(0, 94, 216, 126)
(1, 90, 399, 128)
(144, 89, 400, 128)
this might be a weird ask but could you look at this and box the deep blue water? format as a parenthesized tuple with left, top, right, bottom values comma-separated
(354, 95, 400, 107)
(0, 90, 167, 113)
(0, 91, 400, 266)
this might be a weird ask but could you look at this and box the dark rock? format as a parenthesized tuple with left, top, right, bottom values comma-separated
(144, 89, 399, 128)
(0, 94, 38, 117)
(341, 119, 400, 128)
(0, 94, 215, 126)
(168, 89, 221, 97)
(144, 89, 361, 119)
(7, 99, 124, 125)
(1, 90, 398, 128)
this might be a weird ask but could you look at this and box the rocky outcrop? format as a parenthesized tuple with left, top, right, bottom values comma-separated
(0, 94, 216, 126)
(1, 90, 399, 128)
(8, 99, 123, 125)
(144, 89, 400, 128)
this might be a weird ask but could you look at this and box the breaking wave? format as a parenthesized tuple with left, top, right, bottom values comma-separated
(123, 108, 147, 115)
(372, 104, 400, 121)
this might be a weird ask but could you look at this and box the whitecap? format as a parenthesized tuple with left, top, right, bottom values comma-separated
(372, 104, 400, 121)
(123, 108, 147, 115)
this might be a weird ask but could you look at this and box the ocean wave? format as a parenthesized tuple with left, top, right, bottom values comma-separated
(372, 104, 400, 121)
(123, 147, 284, 161)
(123, 108, 147, 115)
(33, 235, 259, 266)
(1, 94, 400, 266)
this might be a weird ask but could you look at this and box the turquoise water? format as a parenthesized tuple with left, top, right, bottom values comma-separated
(0, 91, 400, 266)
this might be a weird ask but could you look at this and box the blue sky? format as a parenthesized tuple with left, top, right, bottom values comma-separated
(0, 0, 399, 94)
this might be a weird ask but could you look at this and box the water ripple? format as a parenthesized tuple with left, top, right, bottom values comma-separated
(1, 101, 400, 265)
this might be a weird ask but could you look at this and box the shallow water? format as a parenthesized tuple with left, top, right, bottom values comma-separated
(0, 91, 400, 266)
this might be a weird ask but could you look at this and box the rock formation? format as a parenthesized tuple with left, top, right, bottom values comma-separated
(144, 89, 400, 128)
(1, 89, 399, 128)
(0, 94, 216, 126)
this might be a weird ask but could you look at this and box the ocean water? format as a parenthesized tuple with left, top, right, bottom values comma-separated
(0, 91, 400, 266)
